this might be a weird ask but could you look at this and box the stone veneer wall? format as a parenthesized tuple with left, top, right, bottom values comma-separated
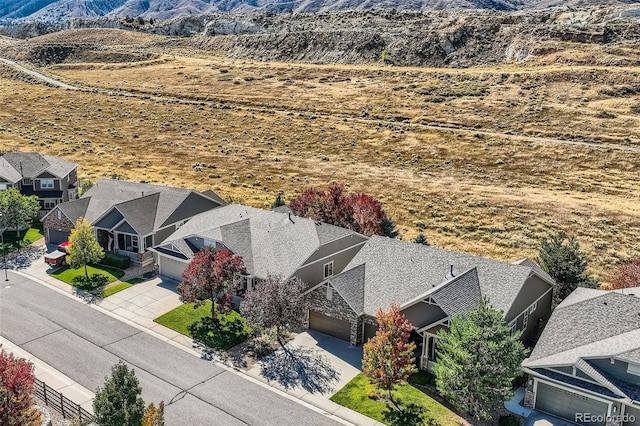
(42, 212, 73, 243)
(307, 283, 360, 345)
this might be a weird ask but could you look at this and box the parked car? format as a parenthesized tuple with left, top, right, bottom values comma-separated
(44, 241, 70, 267)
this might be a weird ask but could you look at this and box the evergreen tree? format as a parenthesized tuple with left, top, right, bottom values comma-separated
(270, 192, 285, 208)
(434, 298, 527, 421)
(413, 233, 429, 246)
(93, 361, 145, 426)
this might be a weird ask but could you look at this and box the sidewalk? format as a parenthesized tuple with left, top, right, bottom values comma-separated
(0, 336, 94, 414)
(11, 246, 380, 426)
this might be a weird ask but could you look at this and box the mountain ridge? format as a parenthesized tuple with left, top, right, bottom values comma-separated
(0, 0, 633, 23)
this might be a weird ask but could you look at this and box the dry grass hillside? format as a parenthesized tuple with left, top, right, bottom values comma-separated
(0, 28, 638, 283)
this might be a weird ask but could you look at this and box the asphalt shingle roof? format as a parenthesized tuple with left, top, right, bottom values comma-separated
(531, 368, 623, 399)
(0, 157, 22, 182)
(429, 268, 482, 318)
(525, 290, 640, 367)
(334, 235, 538, 317)
(0, 152, 76, 180)
(56, 179, 222, 231)
(157, 205, 362, 280)
(329, 264, 366, 314)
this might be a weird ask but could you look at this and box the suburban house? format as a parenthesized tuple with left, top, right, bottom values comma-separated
(42, 179, 225, 265)
(150, 204, 369, 289)
(0, 152, 79, 216)
(304, 235, 556, 370)
(522, 287, 640, 426)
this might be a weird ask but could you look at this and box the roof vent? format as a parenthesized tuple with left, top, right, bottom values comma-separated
(445, 264, 455, 280)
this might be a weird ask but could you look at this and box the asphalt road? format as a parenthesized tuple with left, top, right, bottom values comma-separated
(0, 272, 340, 426)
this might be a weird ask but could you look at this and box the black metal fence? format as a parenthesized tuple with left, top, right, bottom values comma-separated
(33, 378, 94, 423)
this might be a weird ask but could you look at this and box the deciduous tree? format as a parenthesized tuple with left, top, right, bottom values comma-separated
(0, 188, 39, 237)
(362, 304, 417, 405)
(142, 401, 165, 426)
(93, 361, 145, 426)
(240, 275, 307, 347)
(537, 232, 598, 303)
(289, 182, 398, 238)
(610, 258, 640, 290)
(177, 247, 245, 325)
(68, 217, 104, 281)
(433, 297, 527, 421)
(0, 347, 41, 426)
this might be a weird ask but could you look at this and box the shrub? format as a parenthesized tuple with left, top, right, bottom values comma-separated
(499, 414, 521, 426)
(101, 251, 131, 269)
(252, 334, 276, 359)
(188, 312, 251, 351)
(72, 273, 109, 291)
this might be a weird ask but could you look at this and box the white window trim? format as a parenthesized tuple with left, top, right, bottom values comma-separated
(529, 301, 537, 314)
(628, 363, 640, 376)
(323, 261, 334, 279)
(508, 319, 517, 336)
(0, 183, 7, 190)
(40, 178, 55, 189)
(326, 286, 334, 301)
(523, 310, 529, 330)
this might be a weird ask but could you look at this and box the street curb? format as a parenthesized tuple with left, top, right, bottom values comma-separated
(9, 270, 372, 426)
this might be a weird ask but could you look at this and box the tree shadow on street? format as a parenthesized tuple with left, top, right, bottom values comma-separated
(259, 346, 339, 394)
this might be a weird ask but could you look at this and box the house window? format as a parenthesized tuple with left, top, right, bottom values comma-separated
(528, 301, 537, 314)
(323, 261, 334, 279)
(523, 311, 529, 330)
(40, 179, 54, 189)
(22, 178, 32, 185)
(326, 286, 334, 301)
(144, 235, 153, 250)
(427, 335, 437, 361)
(628, 363, 640, 376)
(508, 320, 517, 336)
(0, 184, 6, 190)
(118, 234, 138, 252)
(43, 199, 59, 210)
(57, 210, 62, 220)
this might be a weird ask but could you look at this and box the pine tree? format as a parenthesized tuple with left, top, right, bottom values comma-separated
(434, 297, 527, 421)
(413, 233, 429, 246)
(93, 361, 145, 426)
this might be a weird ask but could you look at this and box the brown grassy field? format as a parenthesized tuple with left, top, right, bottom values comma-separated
(1, 29, 639, 283)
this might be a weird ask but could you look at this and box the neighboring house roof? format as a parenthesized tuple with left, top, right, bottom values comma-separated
(43, 179, 224, 233)
(0, 152, 77, 180)
(154, 204, 365, 280)
(524, 289, 640, 368)
(271, 205, 292, 214)
(0, 157, 22, 182)
(326, 235, 549, 317)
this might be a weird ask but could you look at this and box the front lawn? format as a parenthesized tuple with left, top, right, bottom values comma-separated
(154, 302, 252, 350)
(51, 264, 124, 286)
(99, 282, 133, 298)
(2, 224, 44, 251)
(330, 373, 463, 426)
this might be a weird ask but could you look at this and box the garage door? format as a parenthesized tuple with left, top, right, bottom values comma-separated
(309, 310, 351, 342)
(48, 229, 70, 245)
(364, 323, 378, 343)
(159, 256, 186, 281)
(624, 405, 640, 426)
(535, 382, 608, 426)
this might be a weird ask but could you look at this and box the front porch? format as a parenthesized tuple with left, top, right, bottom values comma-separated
(96, 228, 153, 266)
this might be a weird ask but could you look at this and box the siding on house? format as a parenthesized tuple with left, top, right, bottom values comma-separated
(154, 225, 177, 247)
(401, 302, 447, 331)
(295, 243, 365, 289)
(42, 211, 74, 244)
(307, 283, 360, 345)
(590, 358, 640, 386)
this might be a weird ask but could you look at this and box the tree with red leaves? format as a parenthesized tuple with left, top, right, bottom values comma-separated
(610, 258, 640, 290)
(0, 347, 41, 426)
(362, 304, 417, 405)
(177, 247, 245, 326)
(289, 182, 397, 238)
(240, 275, 308, 348)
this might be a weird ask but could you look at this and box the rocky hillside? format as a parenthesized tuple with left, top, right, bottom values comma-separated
(0, 0, 636, 24)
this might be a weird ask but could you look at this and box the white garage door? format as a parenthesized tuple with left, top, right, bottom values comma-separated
(159, 256, 187, 281)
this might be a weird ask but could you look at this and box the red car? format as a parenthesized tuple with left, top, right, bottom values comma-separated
(44, 241, 70, 267)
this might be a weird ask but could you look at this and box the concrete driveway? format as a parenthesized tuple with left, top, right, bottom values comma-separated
(525, 411, 578, 426)
(97, 277, 187, 344)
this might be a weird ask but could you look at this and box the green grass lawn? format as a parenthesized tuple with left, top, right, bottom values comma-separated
(99, 282, 132, 298)
(330, 373, 463, 426)
(50, 264, 124, 286)
(155, 301, 251, 350)
(125, 277, 145, 285)
(2, 224, 44, 251)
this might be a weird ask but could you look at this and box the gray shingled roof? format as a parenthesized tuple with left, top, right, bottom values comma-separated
(429, 268, 482, 318)
(0, 152, 76, 180)
(0, 157, 22, 182)
(157, 205, 361, 280)
(335, 235, 538, 317)
(514, 258, 555, 284)
(525, 290, 640, 367)
(329, 264, 366, 314)
(46, 179, 223, 233)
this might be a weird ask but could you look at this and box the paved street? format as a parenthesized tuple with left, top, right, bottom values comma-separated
(0, 272, 341, 426)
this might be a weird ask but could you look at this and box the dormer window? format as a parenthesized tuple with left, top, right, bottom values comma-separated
(323, 261, 334, 279)
(41, 179, 54, 189)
